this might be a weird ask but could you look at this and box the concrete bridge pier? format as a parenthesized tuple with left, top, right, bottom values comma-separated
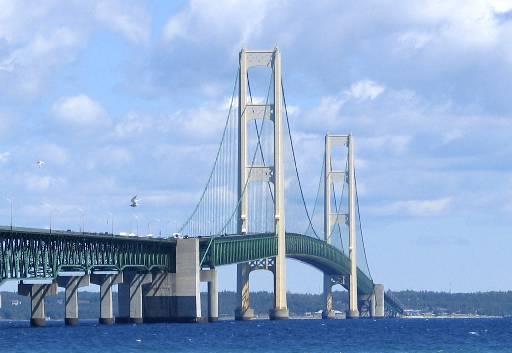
(358, 292, 376, 318)
(374, 284, 385, 318)
(200, 268, 218, 322)
(174, 238, 201, 322)
(90, 273, 123, 325)
(235, 263, 254, 320)
(57, 275, 90, 326)
(18, 281, 57, 327)
(117, 271, 152, 324)
(142, 271, 175, 323)
(322, 274, 335, 319)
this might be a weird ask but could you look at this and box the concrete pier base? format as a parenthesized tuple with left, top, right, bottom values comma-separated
(235, 262, 254, 321)
(91, 273, 123, 325)
(142, 238, 202, 323)
(99, 318, 115, 325)
(369, 293, 376, 318)
(57, 275, 90, 326)
(322, 274, 335, 319)
(374, 284, 385, 318)
(322, 309, 336, 319)
(235, 307, 255, 320)
(207, 281, 218, 322)
(174, 238, 201, 323)
(346, 310, 360, 319)
(269, 308, 289, 320)
(200, 269, 218, 322)
(143, 271, 176, 323)
(117, 271, 151, 324)
(18, 281, 57, 327)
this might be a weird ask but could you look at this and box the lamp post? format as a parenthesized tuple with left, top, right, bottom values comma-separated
(154, 218, 161, 237)
(78, 207, 85, 233)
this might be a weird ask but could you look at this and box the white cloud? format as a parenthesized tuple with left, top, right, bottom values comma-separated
(97, 146, 132, 167)
(345, 80, 385, 101)
(113, 112, 153, 139)
(24, 175, 55, 192)
(361, 135, 412, 154)
(38, 143, 69, 165)
(162, 0, 278, 49)
(396, 31, 433, 50)
(52, 95, 109, 127)
(488, 0, 512, 14)
(375, 197, 453, 217)
(442, 130, 464, 144)
(94, 0, 150, 44)
(0, 151, 10, 163)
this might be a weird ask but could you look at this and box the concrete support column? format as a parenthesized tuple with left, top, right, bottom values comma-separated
(369, 293, 376, 317)
(117, 271, 151, 324)
(201, 269, 218, 322)
(57, 275, 90, 326)
(236, 48, 253, 322)
(235, 263, 254, 320)
(269, 48, 288, 321)
(175, 238, 201, 322)
(18, 281, 57, 327)
(322, 274, 335, 319)
(374, 284, 385, 318)
(347, 134, 359, 319)
(142, 271, 176, 323)
(91, 273, 123, 325)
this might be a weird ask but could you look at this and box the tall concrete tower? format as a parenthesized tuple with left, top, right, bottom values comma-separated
(235, 48, 288, 320)
(322, 134, 359, 319)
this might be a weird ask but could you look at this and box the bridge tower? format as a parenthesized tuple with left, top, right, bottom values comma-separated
(235, 48, 288, 320)
(323, 134, 359, 319)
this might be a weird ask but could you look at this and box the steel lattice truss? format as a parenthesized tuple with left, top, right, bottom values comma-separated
(0, 226, 403, 315)
(0, 227, 173, 282)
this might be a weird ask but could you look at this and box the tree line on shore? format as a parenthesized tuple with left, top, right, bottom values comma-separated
(1, 290, 511, 319)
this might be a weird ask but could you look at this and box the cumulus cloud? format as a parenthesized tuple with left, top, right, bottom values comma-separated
(94, 0, 150, 44)
(163, 0, 277, 48)
(0, 151, 10, 163)
(489, 0, 512, 14)
(23, 175, 65, 192)
(38, 144, 69, 165)
(375, 197, 453, 217)
(345, 80, 385, 101)
(97, 146, 133, 167)
(52, 95, 109, 127)
(113, 112, 153, 139)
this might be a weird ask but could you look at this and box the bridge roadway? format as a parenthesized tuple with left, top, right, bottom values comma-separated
(0, 225, 403, 322)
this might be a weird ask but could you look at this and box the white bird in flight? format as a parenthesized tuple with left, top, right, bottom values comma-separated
(130, 195, 139, 207)
(36, 160, 45, 168)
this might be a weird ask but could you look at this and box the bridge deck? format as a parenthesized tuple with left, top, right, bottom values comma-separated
(0, 226, 403, 313)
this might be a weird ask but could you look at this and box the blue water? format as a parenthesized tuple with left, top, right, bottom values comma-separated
(0, 318, 511, 352)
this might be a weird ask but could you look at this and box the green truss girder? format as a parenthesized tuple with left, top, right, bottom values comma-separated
(0, 227, 174, 284)
(199, 232, 375, 295)
(0, 226, 402, 313)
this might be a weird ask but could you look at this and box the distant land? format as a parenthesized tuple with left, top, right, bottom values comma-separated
(1, 290, 512, 320)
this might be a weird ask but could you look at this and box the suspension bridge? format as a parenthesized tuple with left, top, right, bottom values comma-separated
(0, 48, 403, 326)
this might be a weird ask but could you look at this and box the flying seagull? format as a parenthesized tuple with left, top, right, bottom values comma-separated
(36, 160, 45, 168)
(130, 195, 139, 207)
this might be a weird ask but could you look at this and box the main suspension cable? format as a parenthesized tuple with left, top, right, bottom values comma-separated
(282, 79, 320, 239)
(355, 169, 373, 281)
(178, 68, 239, 234)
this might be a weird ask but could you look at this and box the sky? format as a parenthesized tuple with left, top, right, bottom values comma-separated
(0, 0, 512, 294)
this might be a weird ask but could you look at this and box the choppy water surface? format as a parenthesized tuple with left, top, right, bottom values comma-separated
(0, 318, 511, 353)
